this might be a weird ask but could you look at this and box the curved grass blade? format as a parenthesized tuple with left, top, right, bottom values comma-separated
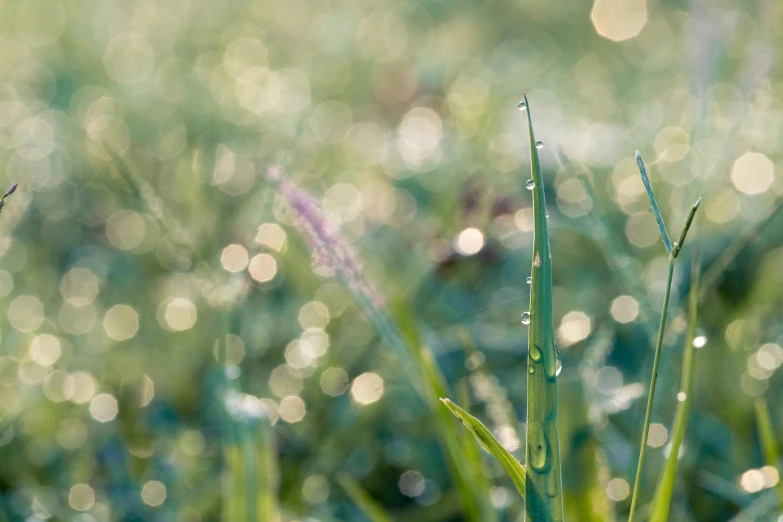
(440, 398, 526, 499)
(635, 152, 672, 254)
(337, 472, 396, 522)
(649, 253, 701, 522)
(522, 93, 564, 522)
(754, 397, 783, 513)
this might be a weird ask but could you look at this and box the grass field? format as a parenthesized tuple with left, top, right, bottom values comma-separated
(1, 1, 783, 521)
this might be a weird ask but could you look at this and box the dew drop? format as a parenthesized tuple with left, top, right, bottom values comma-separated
(535, 140, 544, 149)
(517, 101, 527, 111)
(520, 311, 531, 325)
(526, 276, 532, 284)
(526, 179, 535, 190)
(529, 343, 542, 362)
(677, 392, 686, 402)
(528, 365, 535, 374)
(529, 434, 547, 471)
(555, 354, 563, 377)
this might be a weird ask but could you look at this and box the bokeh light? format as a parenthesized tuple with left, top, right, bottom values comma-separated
(89, 393, 118, 423)
(350, 372, 384, 405)
(103, 304, 139, 341)
(141, 480, 167, 507)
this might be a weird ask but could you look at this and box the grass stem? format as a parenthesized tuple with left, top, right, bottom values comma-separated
(649, 252, 701, 521)
(627, 260, 675, 522)
(627, 153, 700, 522)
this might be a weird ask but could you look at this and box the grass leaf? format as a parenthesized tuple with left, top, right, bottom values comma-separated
(440, 398, 526, 499)
(635, 151, 672, 255)
(523, 93, 564, 521)
(649, 253, 701, 521)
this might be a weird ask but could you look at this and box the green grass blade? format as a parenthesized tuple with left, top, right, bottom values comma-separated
(754, 397, 783, 512)
(635, 151, 672, 255)
(627, 260, 675, 522)
(649, 253, 701, 522)
(522, 93, 564, 522)
(394, 308, 497, 522)
(672, 199, 702, 258)
(558, 377, 616, 522)
(627, 174, 701, 522)
(337, 472, 396, 522)
(440, 398, 526, 499)
(259, 417, 280, 522)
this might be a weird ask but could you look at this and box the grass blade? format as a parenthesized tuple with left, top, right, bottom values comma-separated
(627, 162, 701, 521)
(627, 260, 675, 522)
(522, 93, 564, 522)
(649, 253, 702, 522)
(440, 398, 526, 498)
(259, 417, 280, 522)
(394, 308, 498, 522)
(635, 151, 672, 254)
(558, 377, 616, 522)
(337, 472, 396, 522)
(754, 397, 783, 512)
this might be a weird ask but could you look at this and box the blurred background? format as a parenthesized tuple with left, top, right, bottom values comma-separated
(1, 0, 783, 520)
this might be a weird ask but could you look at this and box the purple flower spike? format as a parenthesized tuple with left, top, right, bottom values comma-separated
(3, 183, 18, 198)
(267, 166, 385, 312)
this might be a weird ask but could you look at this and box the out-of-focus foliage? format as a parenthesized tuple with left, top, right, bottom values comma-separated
(0, 0, 782, 520)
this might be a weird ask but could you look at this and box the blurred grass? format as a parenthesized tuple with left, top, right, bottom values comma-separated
(1, 0, 783, 521)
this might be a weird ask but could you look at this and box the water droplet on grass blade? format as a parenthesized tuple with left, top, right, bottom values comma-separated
(526, 276, 532, 284)
(535, 140, 544, 149)
(528, 365, 535, 374)
(692, 334, 707, 349)
(555, 349, 562, 377)
(529, 343, 542, 362)
(517, 101, 527, 111)
(520, 311, 530, 325)
(526, 179, 535, 190)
